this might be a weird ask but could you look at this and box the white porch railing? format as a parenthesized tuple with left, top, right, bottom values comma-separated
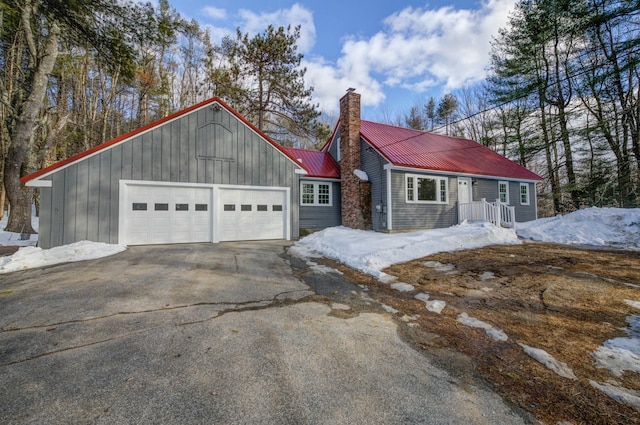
(458, 198, 516, 228)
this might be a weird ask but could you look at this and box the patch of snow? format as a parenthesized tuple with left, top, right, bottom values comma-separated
(390, 282, 415, 292)
(479, 271, 495, 281)
(517, 207, 640, 250)
(0, 210, 39, 247)
(426, 300, 446, 314)
(592, 315, 640, 377)
(400, 314, 420, 322)
(378, 273, 397, 284)
(415, 293, 430, 303)
(381, 304, 398, 314)
(626, 300, 640, 310)
(353, 169, 369, 181)
(518, 343, 577, 380)
(423, 261, 456, 273)
(457, 312, 508, 342)
(0, 241, 126, 274)
(306, 260, 342, 275)
(590, 381, 640, 411)
(292, 222, 519, 279)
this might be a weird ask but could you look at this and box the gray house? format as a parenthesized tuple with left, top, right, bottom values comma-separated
(22, 92, 542, 249)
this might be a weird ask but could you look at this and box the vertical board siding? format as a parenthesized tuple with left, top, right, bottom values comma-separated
(360, 140, 388, 231)
(390, 170, 458, 230)
(475, 179, 537, 222)
(39, 104, 301, 248)
(299, 181, 342, 229)
(38, 185, 53, 248)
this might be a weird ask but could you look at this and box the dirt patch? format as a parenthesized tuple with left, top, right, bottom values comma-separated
(331, 242, 640, 425)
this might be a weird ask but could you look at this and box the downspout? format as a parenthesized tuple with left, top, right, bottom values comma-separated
(386, 166, 393, 231)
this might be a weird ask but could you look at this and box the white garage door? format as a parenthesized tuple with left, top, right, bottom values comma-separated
(123, 184, 212, 245)
(218, 188, 287, 242)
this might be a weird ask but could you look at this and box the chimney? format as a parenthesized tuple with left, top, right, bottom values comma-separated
(339, 90, 371, 230)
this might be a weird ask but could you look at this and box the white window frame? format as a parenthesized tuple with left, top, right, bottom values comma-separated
(405, 174, 448, 204)
(498, 181, 510, 204)
(519, 183, 530, 205)
(300, 181, 333, 206)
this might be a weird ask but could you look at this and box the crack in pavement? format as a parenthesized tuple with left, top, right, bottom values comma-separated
(0, 289, 313, 333)
(0, 328, 155, 368)
(0, 289, 315, 368)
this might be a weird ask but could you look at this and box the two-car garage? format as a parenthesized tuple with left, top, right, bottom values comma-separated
(119, 181, 289, 246)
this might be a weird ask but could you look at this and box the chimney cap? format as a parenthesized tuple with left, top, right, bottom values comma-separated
(346, 87, 356, 92)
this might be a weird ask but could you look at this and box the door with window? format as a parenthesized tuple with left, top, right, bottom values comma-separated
(457, 178, 472, 204)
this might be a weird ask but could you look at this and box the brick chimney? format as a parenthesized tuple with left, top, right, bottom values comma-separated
(340, 90, 371, 230)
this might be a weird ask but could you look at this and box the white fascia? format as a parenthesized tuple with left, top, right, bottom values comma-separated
(382, 164, 541, 184)
(25, 179, 52, 187)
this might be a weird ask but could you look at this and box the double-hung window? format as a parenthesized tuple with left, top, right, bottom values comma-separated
(498, 181, 509, 204)
(405, 174, 448, 204)
(301, 182, 332, 206)
(520, 183, 530, 205)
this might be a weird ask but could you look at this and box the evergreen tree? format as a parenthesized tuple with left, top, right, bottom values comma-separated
(222, 25, 321, 144)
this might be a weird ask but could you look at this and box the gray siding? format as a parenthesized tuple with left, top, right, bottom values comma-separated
(390, 170, 458, 230)
(299, 181, 341, 229)
(474, 179, 538, 222)
(39, 104, 301, 248)
(360, 140, 388, 231)
(327, 126, 340, 161)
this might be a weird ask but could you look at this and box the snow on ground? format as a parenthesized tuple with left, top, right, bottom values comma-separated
(516, 207, 640, 250)
(518, 343, 578, 380)
(1, 210, 125, 273)
(291, 207, 640, 403)
(290, 221, 520, 279)
(0, 241, 126, 274)
(0, 212, 39, 247)
(457, 312, 508, 342)
(2, 205, 640, 406)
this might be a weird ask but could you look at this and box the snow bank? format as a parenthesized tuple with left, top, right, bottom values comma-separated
(0, 241, 126, 273)
(291, 222, 520, 278)
(517, 207, 640, 250)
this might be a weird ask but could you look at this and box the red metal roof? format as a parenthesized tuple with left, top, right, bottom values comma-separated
(21, 97, 307, 184)
(283, 147, 340, 179)
(360, 120, 543, 181)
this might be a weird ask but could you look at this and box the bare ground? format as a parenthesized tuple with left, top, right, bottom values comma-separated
(325, 242, 640, 425)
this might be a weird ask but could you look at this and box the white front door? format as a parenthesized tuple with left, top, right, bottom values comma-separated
(458, 178, 472, 204)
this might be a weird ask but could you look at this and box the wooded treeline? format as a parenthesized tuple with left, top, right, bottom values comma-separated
(1, 0, 638, 233)
(399, 0, 639, 215)
(0, 0, 327, 232)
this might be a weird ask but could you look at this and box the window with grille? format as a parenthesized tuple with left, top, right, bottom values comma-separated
(405, 174, 448, 203)
(520, 183, 530, 205)
(300, 182, 333, 206)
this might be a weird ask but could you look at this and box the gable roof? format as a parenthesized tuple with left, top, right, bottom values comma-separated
(21, 97, 308, 185)
(283, 147, 340, 179)
(359, 120, 543, 181)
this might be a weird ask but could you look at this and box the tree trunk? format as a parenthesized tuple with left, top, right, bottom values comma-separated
(4, 20, 59, 234)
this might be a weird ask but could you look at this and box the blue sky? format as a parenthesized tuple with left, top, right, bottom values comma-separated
(169, 0, 518, 119)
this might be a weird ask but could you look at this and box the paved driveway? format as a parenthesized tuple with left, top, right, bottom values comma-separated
(0, 242, 531, 424)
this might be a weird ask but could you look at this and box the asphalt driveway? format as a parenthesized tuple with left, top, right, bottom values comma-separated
(0, 242, 531, 424)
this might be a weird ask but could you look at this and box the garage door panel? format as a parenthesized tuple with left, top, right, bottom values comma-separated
(123, 184, 212, 245)
(217, 188, 287, 242)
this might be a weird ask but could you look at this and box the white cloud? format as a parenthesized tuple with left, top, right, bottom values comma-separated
(201, 6, 227, 20)
(305, 0, 516, 111)
(237, 3, 316, 54)
(302, 57, 385, 114)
